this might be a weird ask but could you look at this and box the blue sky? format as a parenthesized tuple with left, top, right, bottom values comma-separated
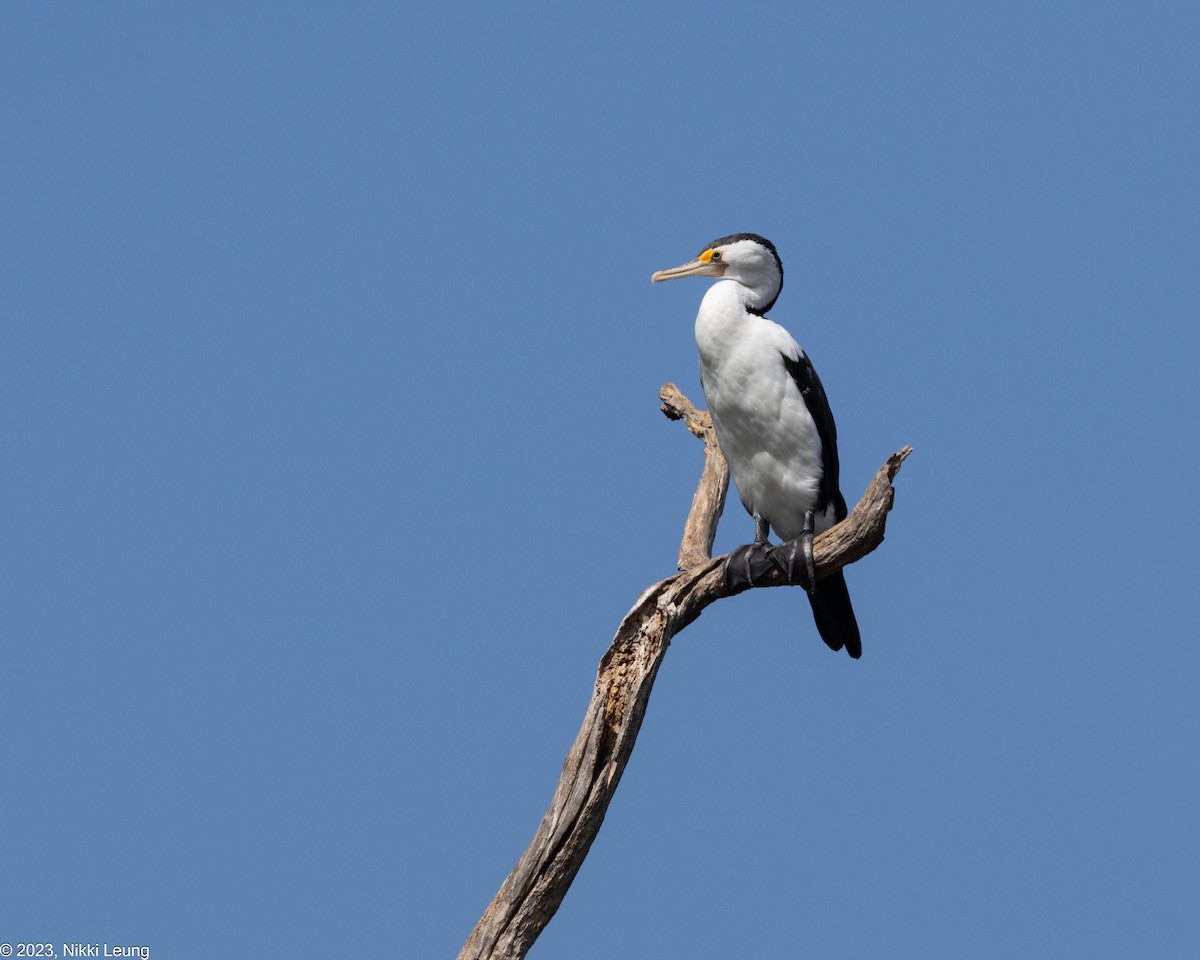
(3, 3, 1198, 958)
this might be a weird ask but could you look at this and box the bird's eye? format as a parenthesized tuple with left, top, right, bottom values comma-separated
(711, 251, 722, 261)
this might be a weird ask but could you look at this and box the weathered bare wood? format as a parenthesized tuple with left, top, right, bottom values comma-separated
(660, 382, 730, 572)
(457, 385, 912, 960)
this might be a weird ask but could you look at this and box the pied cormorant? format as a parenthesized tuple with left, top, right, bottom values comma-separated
(652, 233, 861, 659)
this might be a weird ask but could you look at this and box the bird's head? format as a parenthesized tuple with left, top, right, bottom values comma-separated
(651, 233, 784, 315)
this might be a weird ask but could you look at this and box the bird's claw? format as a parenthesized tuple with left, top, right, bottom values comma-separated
(724, 541, 776, 591)
(801, 529, 817, 597)
(770, 535, 817, 595)
(725, 536, 817, 593)
(793, 510, 818, 596)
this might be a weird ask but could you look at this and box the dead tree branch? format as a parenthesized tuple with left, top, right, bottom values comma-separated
(457, 383, 912, 960)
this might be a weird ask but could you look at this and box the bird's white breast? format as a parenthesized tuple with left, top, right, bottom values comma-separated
(695, 282, 828, 541)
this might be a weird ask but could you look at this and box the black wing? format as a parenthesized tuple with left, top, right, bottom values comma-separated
(780, 350, 847, 520)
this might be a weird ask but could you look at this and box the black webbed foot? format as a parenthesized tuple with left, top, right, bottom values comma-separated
(725, 513, 820, 594)
(800, 509, 817, 597)
(724, 541, 776, 592)
(765, 509, 817, 595)
(803, 540, 817, 596)
(771, 537, 813, 593)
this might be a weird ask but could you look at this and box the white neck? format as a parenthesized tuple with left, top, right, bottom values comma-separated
(694, 281, 758, 359)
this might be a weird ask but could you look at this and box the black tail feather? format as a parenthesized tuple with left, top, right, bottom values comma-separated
(807, 570, 862, 659)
